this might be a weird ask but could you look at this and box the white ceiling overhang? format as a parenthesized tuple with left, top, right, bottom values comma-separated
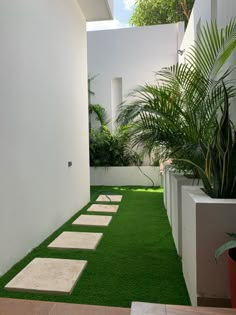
(77, 0, 113, 22)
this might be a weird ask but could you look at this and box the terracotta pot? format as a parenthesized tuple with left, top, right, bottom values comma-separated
(228, 248, 236, 308)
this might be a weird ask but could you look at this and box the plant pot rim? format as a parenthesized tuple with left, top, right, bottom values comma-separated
(183, 186, 236, 203)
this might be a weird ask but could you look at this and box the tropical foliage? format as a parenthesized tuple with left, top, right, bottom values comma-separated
(129, 0, 194, 26)
(90, 125, 142, 167)
(181, 84, 236, 198)
(89, 103, 108, 130)
(89, 104, 141, 167)
(117, 19, 236, 178)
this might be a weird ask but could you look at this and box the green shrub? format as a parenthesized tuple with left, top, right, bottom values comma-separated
(89, 126, 142, 167)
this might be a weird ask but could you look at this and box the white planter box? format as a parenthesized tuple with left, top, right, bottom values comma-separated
(171, 174, 201, 256)
(182, 186, 236, 307)
(163, 167, 167, 208)
(90, 166, 160, 186)
(163, 166, 173, 225)
(160, 173, 164, 188)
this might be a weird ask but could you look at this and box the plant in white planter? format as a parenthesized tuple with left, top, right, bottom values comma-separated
(181, 83, 236, 306)
(117, 19, 236, 179)
(181, 82, 236, 199)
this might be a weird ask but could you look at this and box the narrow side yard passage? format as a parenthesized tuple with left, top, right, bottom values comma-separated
(0, 186, 190, 307)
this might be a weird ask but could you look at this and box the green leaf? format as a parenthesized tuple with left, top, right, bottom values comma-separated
(215, 240, 236, 261)
(227, 233, 236, 239)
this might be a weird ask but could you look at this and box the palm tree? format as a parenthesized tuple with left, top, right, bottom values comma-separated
(89, 104, 108, 130)
(117, 19, 236, 175)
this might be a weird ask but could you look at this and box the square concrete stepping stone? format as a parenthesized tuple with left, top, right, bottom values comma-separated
(48, 232, 103, 250)
(87, 204, 119, 213)
(96, 195, 123, 202)
(5, 258, 87, 295)
(131, 302, 166, 315)
(73, 214, 112, 227)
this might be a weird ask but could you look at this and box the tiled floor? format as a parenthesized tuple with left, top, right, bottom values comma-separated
(5, 258, 87, 295)
(87, 204, 119, 213)
(96, 195, 123, 202)
(131, 302, 236, 315)
(73, 214, 112, 227)
(48, 232, 103, 250)
(0, 298, 131, 315)
(0, 299, 235, 315)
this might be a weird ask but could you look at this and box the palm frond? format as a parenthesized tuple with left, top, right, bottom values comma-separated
(116, 19, 236, 175)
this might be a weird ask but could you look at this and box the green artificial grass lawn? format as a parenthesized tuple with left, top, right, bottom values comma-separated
(0, 186, 190, 308)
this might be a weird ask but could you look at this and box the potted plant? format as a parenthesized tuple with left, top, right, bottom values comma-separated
(215, 233, 236, 307)
(181, 82, 236, 199)
(180, 83, 236, 306)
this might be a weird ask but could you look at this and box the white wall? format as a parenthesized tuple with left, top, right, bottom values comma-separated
(179, 0, 212, 62)
(90, 166, 160, 186)
(179, 0, 236, 122)
(217, 0, 236, 123)
(0, 0, 90, 275)
(88, 23, 184, 130)
(217, 0, 236, 28)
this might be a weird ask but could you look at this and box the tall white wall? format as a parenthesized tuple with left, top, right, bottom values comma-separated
(88, 23, 184, 130)
(179, 0, 236, 122)
(217, 0, 236, 123)
(0, 0, 90, 275)
(179, 0, 212, 62)
(217, 0, 236, 28)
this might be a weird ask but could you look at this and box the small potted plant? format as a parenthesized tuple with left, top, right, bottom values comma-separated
(215, 234, 236, 308)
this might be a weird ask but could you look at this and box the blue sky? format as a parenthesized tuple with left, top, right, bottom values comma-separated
(115, 0, 135, 24)
(87, 0, 135, 31)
